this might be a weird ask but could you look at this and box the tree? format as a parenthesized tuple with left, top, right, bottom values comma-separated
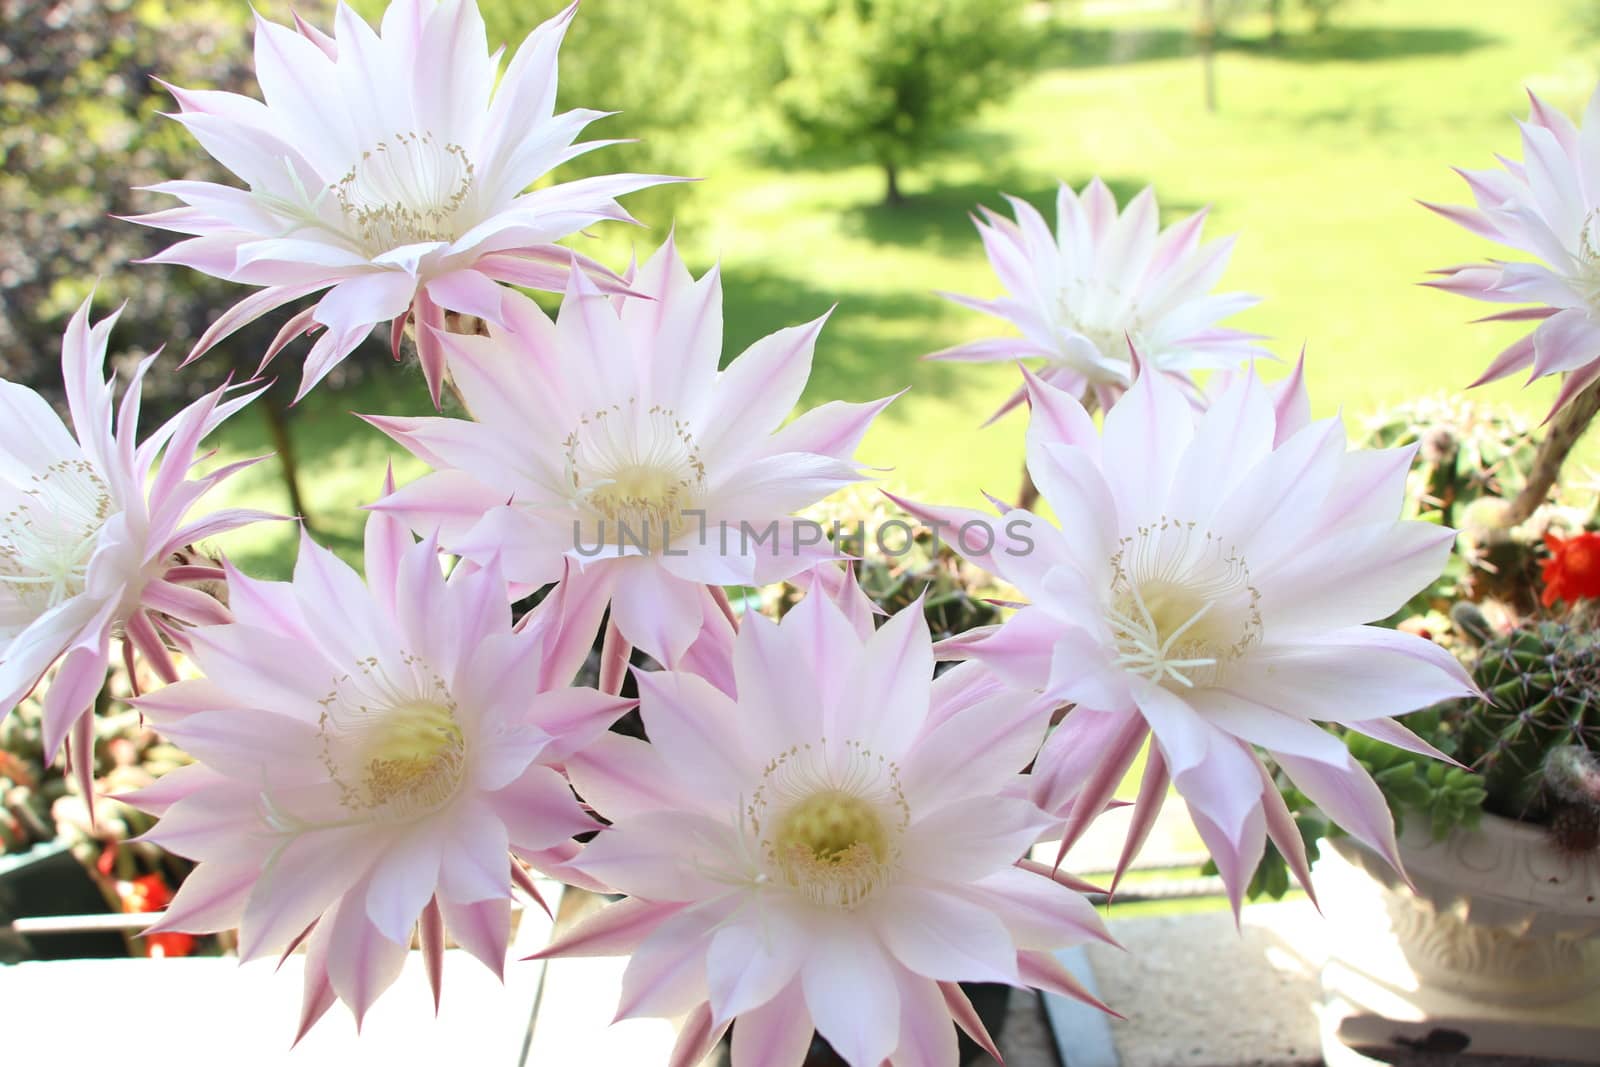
(464, 0, 764, 227)
(762, 0, 1030, 205)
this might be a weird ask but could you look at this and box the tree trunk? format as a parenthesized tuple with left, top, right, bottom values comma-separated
(1017, 462, 1040, 513)
(1199, 0, 1218, 113)
(1268, 0, 1284, 43)
(1501, 378, 1600, 527)
(884, 161, 905, 206)
(260, 388, 313, 533)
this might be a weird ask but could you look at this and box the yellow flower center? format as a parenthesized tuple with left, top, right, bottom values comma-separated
(587, 462, 694, 539)
(776, 787, 888, 857)
(750, 740, 907, 910)
(316, 658, 468, 822)
(358, 700, 465, 811)
(565, 402, 706, 550)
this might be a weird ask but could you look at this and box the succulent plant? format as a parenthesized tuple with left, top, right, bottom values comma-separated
(1343, 712, 1486, 842)
(0, 692, 63, 854)
(1438, 619, 1600, 852)
(1, 655, 191, 861)
(1235, 405, 1600, 899)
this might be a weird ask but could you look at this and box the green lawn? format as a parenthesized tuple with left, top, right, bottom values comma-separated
(204, 0, 1598, 577)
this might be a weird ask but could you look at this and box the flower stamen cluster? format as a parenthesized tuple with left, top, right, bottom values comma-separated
(0, 460, 114, 619)
(749, 738, 908, 910)
(1106, 518, 1261, 690)
(564, 401, 707, 547)
(333, 132, 476, 254)
(317, 653, 467, 821)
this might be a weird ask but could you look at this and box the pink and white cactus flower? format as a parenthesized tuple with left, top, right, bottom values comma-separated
(545, 589, 1113, 1067)
(1426, 87, 1600, 417)
(131, 0, 676, 404)
(367, 238, 894, 667)
(0, 298, 268, 787)
(121, 503, 632, 1037)
(928, 179, 1265, 422)
(898, 362, 1477, 906)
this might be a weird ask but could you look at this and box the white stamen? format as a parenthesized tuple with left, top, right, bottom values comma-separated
(1569, 212, 1600, 311)
(334, 132, 475, 255)
(564, 400, 706, 549)
(0, 459, 115, 630)
(1106, 517, 1261, 690)
(1054, 278, 1146, 377)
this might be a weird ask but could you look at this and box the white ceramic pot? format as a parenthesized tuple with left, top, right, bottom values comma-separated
(1341, 811, 1600, 998)
(1316, 811, 1600, 1063)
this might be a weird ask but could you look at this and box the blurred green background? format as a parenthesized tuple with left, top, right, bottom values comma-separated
(6, 0, 1599, 577)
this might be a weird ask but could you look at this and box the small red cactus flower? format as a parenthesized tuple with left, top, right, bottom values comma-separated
(1541, 532, 1600, 607)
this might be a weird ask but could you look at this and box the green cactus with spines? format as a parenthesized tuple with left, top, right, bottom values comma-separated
(1358, 394, 1591, 619)
(1427, 620, 1600, 854)
(779, 484, 1003, 642)
(1542, 746, 1600, 852)
(1447, 621, 1600, 816)
(1360, 392, 1538, 530)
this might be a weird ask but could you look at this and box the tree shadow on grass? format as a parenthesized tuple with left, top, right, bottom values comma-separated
(741, 125, 1024, 191)
(840, 174, 1202, 255)
(1261, 101, 1404, 134)
(720, 266, 972, 415)
(1032, 20, 1495, 70)
(1231, 24, 1498, 63)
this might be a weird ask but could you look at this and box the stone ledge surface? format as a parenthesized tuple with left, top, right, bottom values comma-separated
(1081, 899, 1330, 1067)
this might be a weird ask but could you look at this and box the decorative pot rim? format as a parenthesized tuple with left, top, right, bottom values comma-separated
(1332, 808, 1600, 927)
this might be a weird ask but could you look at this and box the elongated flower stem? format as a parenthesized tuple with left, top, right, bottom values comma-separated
(710, 585, 740, 631)
(1503, 377, 1600, 526)
(400, 317, 474, 415)
(599, 615, 631, 696)
(1017, 460, 1040, 513)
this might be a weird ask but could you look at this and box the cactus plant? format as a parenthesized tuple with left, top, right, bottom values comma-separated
(777, 485, 1004, 642)
(1359, 393, 1597, 618)
(1431, 619, 1600, 854)
(1542, 746, 1600, 853)
(0, 693, 62, 855)
(1359, 392, 1538, 530)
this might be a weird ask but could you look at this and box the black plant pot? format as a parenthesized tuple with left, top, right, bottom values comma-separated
(0, 841, 124, 962)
